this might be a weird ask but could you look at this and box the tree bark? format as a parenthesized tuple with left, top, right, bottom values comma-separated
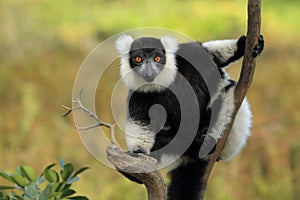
(106, 145, 167, 200)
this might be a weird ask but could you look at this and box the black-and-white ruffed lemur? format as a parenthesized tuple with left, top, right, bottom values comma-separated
(115, 34, 264, 200)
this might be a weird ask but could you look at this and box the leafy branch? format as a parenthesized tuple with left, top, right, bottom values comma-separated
(0, 159, 89, 200)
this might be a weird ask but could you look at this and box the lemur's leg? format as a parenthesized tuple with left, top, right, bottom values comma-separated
(167, 160, 208, 200)
(202, 35, 264, 68)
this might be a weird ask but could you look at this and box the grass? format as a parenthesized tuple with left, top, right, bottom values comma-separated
(1, 0, 300, 199)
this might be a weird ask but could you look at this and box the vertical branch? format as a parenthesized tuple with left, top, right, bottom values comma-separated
(198, 0, 262, 199)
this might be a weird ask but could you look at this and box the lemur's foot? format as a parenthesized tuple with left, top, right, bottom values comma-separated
(252, 35, 264, 57)
(237, 35, 264, 58)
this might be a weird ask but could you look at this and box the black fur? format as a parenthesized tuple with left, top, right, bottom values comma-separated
(167, 160, 209, 200)
(128, 49, 212, 159)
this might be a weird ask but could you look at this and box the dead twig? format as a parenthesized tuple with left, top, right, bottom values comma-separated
(62, 97, 120, 148)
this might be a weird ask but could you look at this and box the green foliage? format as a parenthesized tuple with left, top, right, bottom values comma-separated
(0, 160, 89, 200)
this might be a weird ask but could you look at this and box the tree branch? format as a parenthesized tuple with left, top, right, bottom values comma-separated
(63, 98, 120, 148)
(198, 0, 262, 199)
(63, 97, 166, 200)
(106, 145, 167, 200)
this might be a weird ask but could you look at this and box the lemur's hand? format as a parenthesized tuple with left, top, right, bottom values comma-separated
(237, 35, 264, 58)
(252, 35, 264, 57)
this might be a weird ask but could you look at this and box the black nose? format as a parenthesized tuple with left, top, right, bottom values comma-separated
(142, 73, 155, 82)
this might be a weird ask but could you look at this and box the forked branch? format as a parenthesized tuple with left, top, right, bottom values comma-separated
(63, 98, 119, 148)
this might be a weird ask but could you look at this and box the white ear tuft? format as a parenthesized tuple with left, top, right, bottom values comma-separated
(160, 35, 179, 53)
(115, 34, 134, 55)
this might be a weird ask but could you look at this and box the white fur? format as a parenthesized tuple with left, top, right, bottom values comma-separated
(220, 98, 252, 161)
(115, 34, 134, 55)
(202, 39, 238, 66)
(207, 71, 252, 161)
(160, 35, 179, 54)
(125, 120, 156, 154)
(116, 35, 179, 92)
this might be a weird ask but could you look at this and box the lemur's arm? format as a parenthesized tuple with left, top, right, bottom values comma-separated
(202, 35, 264, 68)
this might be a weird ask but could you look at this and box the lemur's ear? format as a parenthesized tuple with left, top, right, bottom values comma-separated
(115, 34, 134, 55)
(160, 35, 179, 53)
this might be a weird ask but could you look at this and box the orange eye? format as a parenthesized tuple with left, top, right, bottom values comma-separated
(154, 56, 161, 62)
(135, 56, 142, 63)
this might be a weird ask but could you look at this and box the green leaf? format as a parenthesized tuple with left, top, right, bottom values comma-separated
(15, 166, 22, 176)
(67, 196, 89, 200)
(53, 182, 65, 192)
(7, 191, 23, 200)
(20, 165, 36, 182)
(24, 182, 39, 199)
(11, 194, 23, 200)
(40, 163, 56, 177)
(45, 163, 56, 170)
(72, 167, 89, 177)
(66, 176, 79, 184)
(0, 172, 13, 182)
(44, 169, 59, 183)
(11, 174, 26, 187)
(39, 184, 53, 200)
(61, 189, 76, 198)
(0, 191, 9, 200)
(61, 164, 74, 181)
(0, 185, 17, 190)
(36, 176, 45, 185)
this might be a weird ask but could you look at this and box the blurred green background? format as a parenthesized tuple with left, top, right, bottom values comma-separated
(1, 0, 300, 199)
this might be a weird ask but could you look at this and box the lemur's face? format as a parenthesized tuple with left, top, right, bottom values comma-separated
(116, 35, 179, 92)
(129, 47, 166, 82)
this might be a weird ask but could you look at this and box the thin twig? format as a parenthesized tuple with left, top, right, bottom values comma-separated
(62, 97, 120, 148)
